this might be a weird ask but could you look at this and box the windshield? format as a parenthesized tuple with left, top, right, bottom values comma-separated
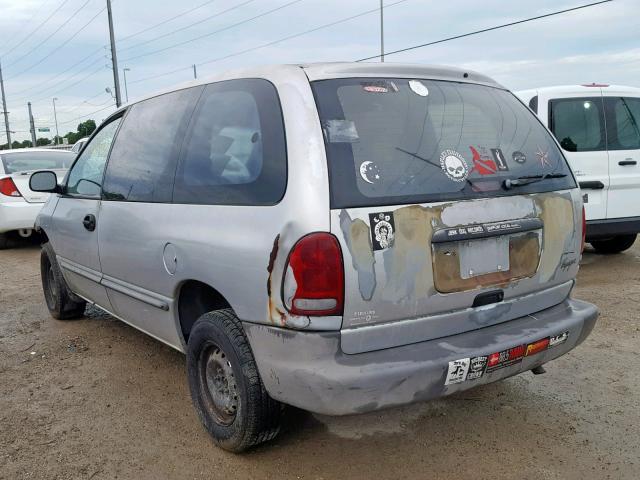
(1, 151, 74, 174)
(312, 78, 576, 208)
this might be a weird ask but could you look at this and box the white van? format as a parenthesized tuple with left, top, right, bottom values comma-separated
(517, 85, 640, 253)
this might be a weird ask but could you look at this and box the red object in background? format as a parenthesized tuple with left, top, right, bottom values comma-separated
(0, 177, 21, 197)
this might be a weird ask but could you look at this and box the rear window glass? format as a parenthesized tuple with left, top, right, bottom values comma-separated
(1, 151, 74, 174)
(312, 78, 575, 208)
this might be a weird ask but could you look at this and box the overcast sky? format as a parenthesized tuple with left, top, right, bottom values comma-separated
(0, 0, 637, 142)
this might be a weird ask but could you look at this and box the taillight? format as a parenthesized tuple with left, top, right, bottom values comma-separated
(0, 177, 21, 197)
(581, 206, 586, 252)
(283, 232, 344, 316)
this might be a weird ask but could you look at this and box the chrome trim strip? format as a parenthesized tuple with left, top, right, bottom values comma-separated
(101, 273, 170, 311)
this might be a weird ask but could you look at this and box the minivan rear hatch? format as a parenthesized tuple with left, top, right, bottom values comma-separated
(311, 77, 582, 354)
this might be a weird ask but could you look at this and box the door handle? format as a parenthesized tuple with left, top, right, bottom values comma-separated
(579, 181, 604, 190)
(82, 214, 96, 232)
(619, 159, 637, 166)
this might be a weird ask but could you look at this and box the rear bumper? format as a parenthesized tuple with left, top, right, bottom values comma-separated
(244, 298, 598, 416)
(0, 201, 43, 233)
(586, 216, 640, 240)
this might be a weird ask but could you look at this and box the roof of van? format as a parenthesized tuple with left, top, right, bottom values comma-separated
(516, 84, 640, 98)
(113, 62, 505, 115)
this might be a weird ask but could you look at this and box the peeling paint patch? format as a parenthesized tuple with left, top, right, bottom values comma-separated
(340, 210, 376, 300)
(537, 195, 574, 282)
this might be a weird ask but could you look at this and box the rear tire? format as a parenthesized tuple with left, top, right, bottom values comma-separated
(590, 234, 637, 254)
(0, 233, 8, 250)
(186, 309, 282, 452)
(40, 242, 86, 319)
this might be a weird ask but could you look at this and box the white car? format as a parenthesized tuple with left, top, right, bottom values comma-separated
(70, 137, 89, 154)
(0, 148, 74, 248)
(517, 84, 640, 253)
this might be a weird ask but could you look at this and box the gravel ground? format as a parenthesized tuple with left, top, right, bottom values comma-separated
(1, 240, 639, 480)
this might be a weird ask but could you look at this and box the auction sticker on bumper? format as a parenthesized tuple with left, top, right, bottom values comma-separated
(445, 358, 470, 385)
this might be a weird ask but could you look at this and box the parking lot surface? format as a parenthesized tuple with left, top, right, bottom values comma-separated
(1, 241, 639, 479)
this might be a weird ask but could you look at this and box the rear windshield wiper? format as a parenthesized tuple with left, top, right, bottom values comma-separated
(503, 173, 567, 189)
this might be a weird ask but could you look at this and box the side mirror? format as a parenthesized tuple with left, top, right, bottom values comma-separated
(30, 170, 59, 193)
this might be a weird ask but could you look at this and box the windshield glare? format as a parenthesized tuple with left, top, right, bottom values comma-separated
(312, 78, 576, 208)
(0, 151, 74, 174)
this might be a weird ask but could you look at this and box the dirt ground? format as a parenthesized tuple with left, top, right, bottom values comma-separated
(1, 240, 639, 480)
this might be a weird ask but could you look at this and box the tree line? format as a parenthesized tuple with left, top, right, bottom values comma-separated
(0, 119, 96, 150)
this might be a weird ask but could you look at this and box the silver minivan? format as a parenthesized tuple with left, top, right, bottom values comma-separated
(30, 63, 598, 452)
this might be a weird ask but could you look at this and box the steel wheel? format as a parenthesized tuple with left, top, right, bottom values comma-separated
(199, 343, 239, 426)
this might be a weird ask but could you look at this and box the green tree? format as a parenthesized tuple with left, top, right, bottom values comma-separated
(36, 137, 51, 146)
(20, 140, 32, 148)
(77, 120, 96, 138)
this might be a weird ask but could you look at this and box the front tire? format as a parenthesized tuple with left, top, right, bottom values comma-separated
(187, 309, 282, 452)
(40, 243, 86, 319)
(0, 232, 10, 250)
(590, 234, 637, 254)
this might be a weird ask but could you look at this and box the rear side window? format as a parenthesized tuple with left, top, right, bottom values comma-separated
(102, 86, 202, 202)
(1, 151, 73, 173)
(173, 78, 286, 205)
(313, 78, 575, 209)
(606, 97, 640, 150)
(549, 97, 606, 152)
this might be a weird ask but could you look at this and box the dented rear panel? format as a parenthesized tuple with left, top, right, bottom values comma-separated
(312, 77, 582, 354)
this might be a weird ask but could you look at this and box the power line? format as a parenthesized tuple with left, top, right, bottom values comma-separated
(6, 5, 107, 82)
(4, 0, 94, 70)
(0, 0, 71, 59)
(8, 48, 104, 97)
(117, 0, 218, 43)
(357, 0, 614, 61)
(129, 0, 411, 85)
(122, 0, 306, 63)
(30, 64, 108, 104)
(58, 102, 115, 127)
(119, 0, 257, 54)
(198, 0, 411, 67)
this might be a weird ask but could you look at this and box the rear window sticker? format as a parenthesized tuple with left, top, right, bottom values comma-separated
(369, 212, 395, 251)
(549, 331, 569, 347)
(325, 119, 359, 143)
(445, 358, 470, 385)
(409, 80, 429, 97)
(512, 150, 527, 164)
(469, 146, 498, 175)
(359, 161, 381, 184)
(466, 356, 488, 381)
(536, 146, 550, 167)
(440, 150, 469, 182)
(491, 148, 509, 171)
(361, 80, 398, 94)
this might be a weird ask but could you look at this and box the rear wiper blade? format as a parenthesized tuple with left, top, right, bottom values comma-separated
(503, 173, 567, 189)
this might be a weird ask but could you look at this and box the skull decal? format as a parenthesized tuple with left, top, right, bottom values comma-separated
(440, 150, 469, 182)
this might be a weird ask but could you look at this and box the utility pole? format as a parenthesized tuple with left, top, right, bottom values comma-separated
(28, 102, 36, 147)
(123, 67, 130, 103)
(193, 64, 197, 79)
(52, 97, 60, 145)
(379, 0, 384, 62)
(106, 0, 122, 107)
(0, 59, 11, 147)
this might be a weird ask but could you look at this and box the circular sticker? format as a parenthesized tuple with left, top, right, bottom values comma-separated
(512, 151, 527, 164)
(359, 161, 381, 184)
(440, 150, 469, 182)
(409, 80, 429, 97)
